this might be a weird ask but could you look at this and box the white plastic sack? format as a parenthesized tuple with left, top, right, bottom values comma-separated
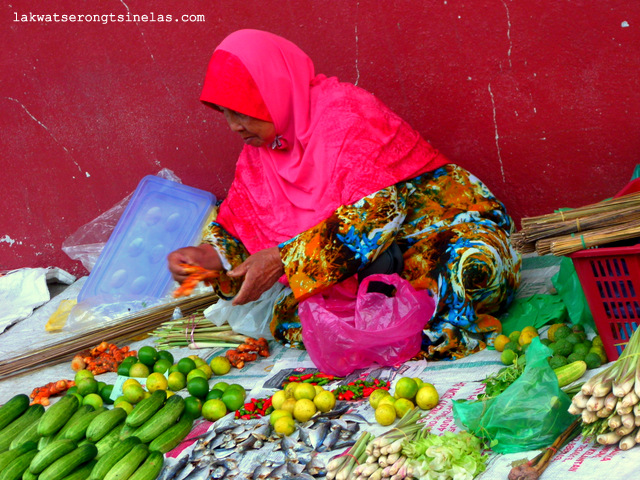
(203, 282, 289, 340)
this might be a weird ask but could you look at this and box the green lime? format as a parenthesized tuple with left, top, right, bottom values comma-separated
(221, 389, 245, 412)
(567, 352, 586, 363)
(206, 389, 224, 401)
(500, 349, 517, 365)
(138, 346, 160, 367)
(121, 356, 138, 366)
(592, 336, 604, 348)
(551, 339, 573, 357)
(83, 393, 104, 409)
(504, 341, 521, 354)
(209, 356, 232, 376)
(553, 325, 572, 341)
(177, 357, 197, 376)
(565, 333, 582, 345)
(184, 396, 203, 419)
(66, 386, 78, 396)
(540, 338, 552, 346)
(74, 369, 94, 384)
(168, 371, 187, 392)
(187, 377, 210, 399)
(117, 363, 131, 377)
(572, 343, 590, 356)
(76, 378, 99, 396)
(153, 358, 172, 374)
(212, 381, 229, 392)
(169, 363, 180, 374)
(202, 399, 227, 422)
(225, 384, 246, 398)
(548, 355, 568, 369)
(157, 350, 175, 364)
(571, 324, 586, 333)
(585, 352, 603, 369)
(99, 385, 115, 404)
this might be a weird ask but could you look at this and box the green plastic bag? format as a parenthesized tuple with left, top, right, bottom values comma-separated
(452, 338, 575, 453)
(500, 293, 568, 336)
(551, 256, 596, 333)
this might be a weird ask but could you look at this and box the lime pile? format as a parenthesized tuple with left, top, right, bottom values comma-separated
(493, 326, 540, 365)
(544, 323, 606, 370)
(268, 382, 337, 436)
(370, 377, 439, 426)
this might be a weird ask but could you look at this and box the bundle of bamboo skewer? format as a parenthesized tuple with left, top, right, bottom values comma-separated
(515, 191, 640, 256)
(0, 292, 218, 380)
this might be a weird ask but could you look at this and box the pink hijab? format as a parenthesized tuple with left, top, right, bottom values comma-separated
(201, 29, 449, 253)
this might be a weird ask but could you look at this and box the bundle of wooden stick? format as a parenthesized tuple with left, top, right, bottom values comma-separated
(515, 191, 640, 256)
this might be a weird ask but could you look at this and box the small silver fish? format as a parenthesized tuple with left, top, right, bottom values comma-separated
(211, 466, 227, 480)
(308, 422, 330, 450)
(157, 455, 189, 480)
(182, 464, 212, 480)
(268, 463, 289, 479)
(318, 427, 342, 452)
(251, 461, 274, 480)
(303, 455, 326, 476)
(213, 447, 237, 459)
(340, 413, 372, 424)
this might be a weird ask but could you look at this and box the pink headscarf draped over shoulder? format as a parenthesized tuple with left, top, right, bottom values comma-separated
(201, 29, 449, 253)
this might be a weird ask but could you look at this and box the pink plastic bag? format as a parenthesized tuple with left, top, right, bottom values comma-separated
(298, 273, 436, 376)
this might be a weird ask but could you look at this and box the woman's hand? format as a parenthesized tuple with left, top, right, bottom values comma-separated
(167, 244, 221, 283)
(227, 247, 284, 305)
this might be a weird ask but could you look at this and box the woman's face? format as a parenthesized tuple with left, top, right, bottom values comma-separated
(220, 107, 276, 148)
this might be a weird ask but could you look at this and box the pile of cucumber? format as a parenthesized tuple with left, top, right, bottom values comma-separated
(0, 391, 193, 480)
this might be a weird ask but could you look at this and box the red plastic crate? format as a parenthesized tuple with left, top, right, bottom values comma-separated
(571, 244, 640, 361)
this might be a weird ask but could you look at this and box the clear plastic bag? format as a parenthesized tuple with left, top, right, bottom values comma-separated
(61, 168, 181, 272)
(298, 273, 436, 376)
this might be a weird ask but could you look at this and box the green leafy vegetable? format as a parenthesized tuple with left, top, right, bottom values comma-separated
(478, 356, 526, 399)
(402, 428, 488, 480)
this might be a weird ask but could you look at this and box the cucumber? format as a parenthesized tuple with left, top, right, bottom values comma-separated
(127, 451, 163, 480)
(37, 436, 54, 451)
(59, 459, 96, 480)
(9, 419, 41, 450)
(94, 425, 124, 460)
(37, 395, 79, 437)
(61, 407, 107, 443)
(132, 395, 185, 444)
(86, 409, 127, 443)
(102, 444, 149, 480)
(0, 450, 38, 480)
(118, 423, 138, 441)
(125, 391, 166, 428)
(0, 405, 45, 452)
(29, 439, 77, 474)
(148, 414, 193, 454)
(554, 360, 588, 388)
(39, 444, 98, 480)
(0, 442, 37, 473)
(22, 469, 37, 480)
(53, 405, 95, 440)
(89, 437, 141, 480)
(0, 396, 30, 431)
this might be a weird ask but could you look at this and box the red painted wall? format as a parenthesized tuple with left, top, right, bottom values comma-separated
(2, 1, 639, 276)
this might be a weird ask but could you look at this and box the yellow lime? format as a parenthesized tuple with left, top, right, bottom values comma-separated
(177, 357, 197, 376)
(284, 382, 299, 399)
(394, 398, 414, 419)
(281, 397, 297, 414)
(212, 381, 229, 392)
(270, 409, 293, 426)
(202, 399, 227, 422)
(508, 330, 521, 343)
(123, 378, 141, 390)
(413, 378, 425, 389)
(122, 384, 146, 404)
(168, 371, 187, 392)
(187, 377, 210, 399)
(209, 357, 231, 376)
(197, 365, 213, 379)
(314, 385, 325, 396)
(375, 404, 396, 426)
(293, 383, 316, 401)
(74, 369, 94, 384)
(271, 390, 287, 410)
(274, 416, 296, 436)
(313, 390, 336, 413)
(114, 401, 133, 414)
(82, 393, 103, 409)
(189, 355, 207, 368)
(494, 334, 510, 352)
(394, 377, 419, 400)
(369, 389, 391, 409)
(129, 363, 150, 378)
(378, 395, 396, 408)
(519, 330, 539, 346)
(547, 323, 566, 343)
(187, 368, 208, 382)
(293, 399, 317, 422)
(146, 372, 168, 393)
(415, 384, 439, 410)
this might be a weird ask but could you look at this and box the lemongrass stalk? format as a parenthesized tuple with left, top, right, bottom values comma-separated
(621, 390, 639, 408)
(615, 424, 635, 437)
(604, 392, 618, 410)
(636, 427, 640, 443)
(370, 469, 383, 480)
(617, 403, 633, 416)
(362, 463, 379, 476)
(388, 456, 407, 476)
(366, 454, 377, 464)
(593, 379, 613, 398)
(598, 431, 622, 445)
(188, 341, 242, 349)
(582, 409, 598, 424)
(572, 391, 589, 409)
(621, 413, 635, 429)
(619, 432, 637, 450)
(635, 403, 640, 417)
(378, 455, 388, 468)
(596, 407, 613, 418)
(568, 403, 583, 415)
(586, 395, 605, 412)
(608, 414, 622, 430)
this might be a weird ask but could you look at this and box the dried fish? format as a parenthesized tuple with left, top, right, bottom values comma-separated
(308, 421, 330, 450)
(157, 455, 189, 480)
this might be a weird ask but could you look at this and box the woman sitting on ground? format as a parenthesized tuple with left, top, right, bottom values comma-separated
(168, 29, 521, 360)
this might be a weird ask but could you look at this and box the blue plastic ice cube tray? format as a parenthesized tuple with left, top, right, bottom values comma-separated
(78, 175, 215, 302)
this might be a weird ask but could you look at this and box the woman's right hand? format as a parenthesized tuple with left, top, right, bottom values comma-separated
(167, 244, 221, 283)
